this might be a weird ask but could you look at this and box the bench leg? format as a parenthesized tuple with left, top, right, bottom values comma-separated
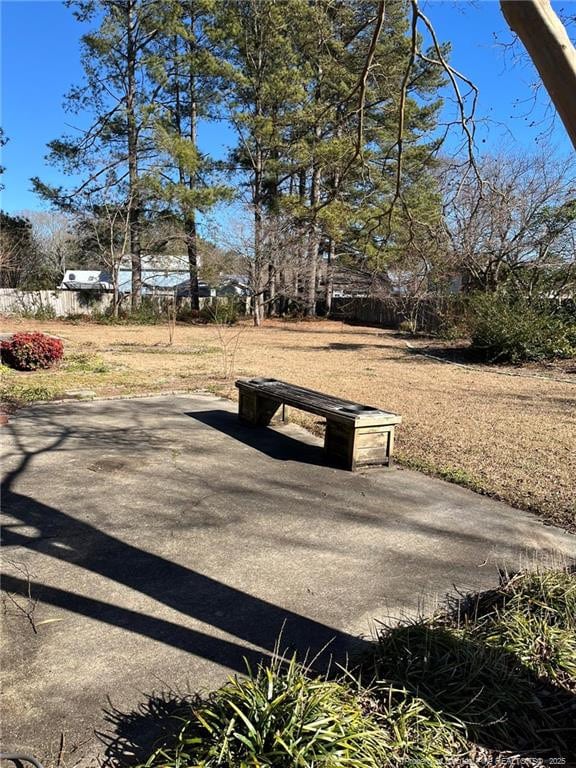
(238, 390, 281, 426)
(325, 421, 395, 471)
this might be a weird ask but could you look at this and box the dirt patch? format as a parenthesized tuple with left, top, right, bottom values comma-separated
(1, 316, 574, 531)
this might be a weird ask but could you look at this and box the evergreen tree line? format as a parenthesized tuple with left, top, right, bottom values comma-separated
(28, 0, 447, 322)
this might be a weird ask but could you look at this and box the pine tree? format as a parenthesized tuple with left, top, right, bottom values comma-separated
(213, 0, 309, 325)
(32, 0, 163, 308)
(145, 0, 232, 310)
(219, 0, 448, 317)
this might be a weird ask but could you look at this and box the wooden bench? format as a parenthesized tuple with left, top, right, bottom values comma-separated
(235, 378, 401, 471)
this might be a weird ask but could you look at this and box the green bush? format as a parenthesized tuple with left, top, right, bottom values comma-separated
(199, 299, 239, 325)
(20, 304, 57, 320)
(93, 298, 169, 325)
(468, 292, 576, 363)
(143, 656, 389, 768)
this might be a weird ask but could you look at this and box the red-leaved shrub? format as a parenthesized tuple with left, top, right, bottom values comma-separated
(1, 332, 64, 371)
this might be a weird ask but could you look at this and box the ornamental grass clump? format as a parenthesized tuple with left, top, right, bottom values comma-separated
(368, 567, 576, 756)
(1, 332, 63, 371)
(464, 568, 576, 690)
(143, 655, 390, 768)
(140, 568, 575, 766)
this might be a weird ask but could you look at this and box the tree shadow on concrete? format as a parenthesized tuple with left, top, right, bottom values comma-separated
(1, 424, 368, 678)
(100, 692, 194, 767)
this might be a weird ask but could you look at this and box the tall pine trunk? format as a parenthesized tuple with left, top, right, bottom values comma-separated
(187, 11, 200, 311)
(186, 213, 199, 311)
(325, 237, 335, 316)
(253, 151, 264, 327)
(305, 162, 321, 317)
(127, 0, 142, 310)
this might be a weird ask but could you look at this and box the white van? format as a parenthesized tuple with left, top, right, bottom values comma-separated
(59, 270, 114, 290)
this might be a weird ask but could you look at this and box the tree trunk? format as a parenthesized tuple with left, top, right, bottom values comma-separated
(500, 0, 576, 150)
(112, 263, 120, 319)
(267, 260, 276, 316)
(186, 214, 200, 311)
(298, 170, 308, 310)
(126, 0, 142, 310)
(253, 134, 265, 326)
(305, 163, 321, 317)
(187, 13, 200, 312)
(325, 237, 335, 316)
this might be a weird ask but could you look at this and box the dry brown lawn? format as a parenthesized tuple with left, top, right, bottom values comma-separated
(2, 317, 575, 532)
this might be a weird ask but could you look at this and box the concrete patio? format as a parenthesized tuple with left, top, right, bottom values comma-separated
(1, 393, 575, 766)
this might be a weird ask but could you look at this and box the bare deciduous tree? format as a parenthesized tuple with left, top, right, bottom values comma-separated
(79, 188, 133, 318)
(21, 210, 78, 282)
(442, 152, 576, 295)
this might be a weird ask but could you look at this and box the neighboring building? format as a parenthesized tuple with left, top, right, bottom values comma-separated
(174, 277, 215, 299)
(58, 261, 249, 300)
(216, 275, 250, 297)
(325, 266, 391, 298)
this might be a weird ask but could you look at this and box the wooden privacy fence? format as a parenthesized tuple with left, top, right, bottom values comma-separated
(0, 289, 242, 318)
(0, 289, 114, 317)
(330, 295, 465, 333)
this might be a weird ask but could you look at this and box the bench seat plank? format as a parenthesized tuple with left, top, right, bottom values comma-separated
(236, 378, 400, 427)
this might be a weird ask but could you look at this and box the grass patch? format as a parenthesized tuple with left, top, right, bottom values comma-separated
(110, 343, 218, 356)
(460, 569, 576, 689)
(62, 352, 110, 373)
(0, 378, 62, 406)
(396, 454, 485, 495)
(143, 655, 391, 768)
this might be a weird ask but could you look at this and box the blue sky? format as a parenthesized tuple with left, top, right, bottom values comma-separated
(0, 0, 573, 217)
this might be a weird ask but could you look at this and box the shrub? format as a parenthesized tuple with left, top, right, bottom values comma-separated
(397, 319, 417, 335)
(176, 307, 201, 323)
(1, 332, 64, 371)
(465, 569, 576, 689)
(367, 567, 576, 755)
(143, 656, 390, 768)
(468, 292, 576, 363)
(91, 298, 170, 325)
(200, 298, 239, 325)
(20, 305, 57, 321)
